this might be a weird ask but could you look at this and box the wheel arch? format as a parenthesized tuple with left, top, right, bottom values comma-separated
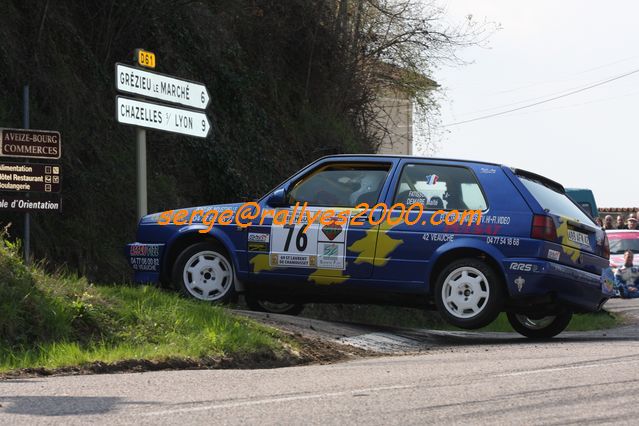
(161, 227, 242, 290)
(427, 242, 507, 296)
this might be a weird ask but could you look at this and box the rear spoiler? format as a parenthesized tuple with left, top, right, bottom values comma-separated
(511, 168, 565, 193)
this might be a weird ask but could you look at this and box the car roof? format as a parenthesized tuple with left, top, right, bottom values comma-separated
(318, 154, 565, 190)
(319, 154, 503, 167)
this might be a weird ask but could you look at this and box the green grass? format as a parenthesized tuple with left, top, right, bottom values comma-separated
(302, 304, 621, 333)
(0, 238, 286, 373)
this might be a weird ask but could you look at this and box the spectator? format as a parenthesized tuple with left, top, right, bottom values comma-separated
(629, 217, 639, 230)
(614, 250, 639, 298)
(595, 217, 604, 227)
(617, 215, 628, 229)
(603, 215, 615, 230)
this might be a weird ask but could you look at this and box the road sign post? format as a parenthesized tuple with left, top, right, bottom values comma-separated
(136, 127, 147, 220)
(23, 85, 30, 265)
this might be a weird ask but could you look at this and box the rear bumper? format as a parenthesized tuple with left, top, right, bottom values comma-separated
(503, 259, 608, 312)
(126, 242, 165, 283)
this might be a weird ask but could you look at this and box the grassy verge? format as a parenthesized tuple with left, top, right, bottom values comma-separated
(0, 239, 289, 374)
(302, 304, 620, 332)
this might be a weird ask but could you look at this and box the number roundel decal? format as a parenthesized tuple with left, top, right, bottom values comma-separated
(269, 209, 348, 270)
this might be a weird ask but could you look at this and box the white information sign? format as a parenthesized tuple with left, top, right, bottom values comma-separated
(115, 63, 210, 110)
(116, 96, 211, 138)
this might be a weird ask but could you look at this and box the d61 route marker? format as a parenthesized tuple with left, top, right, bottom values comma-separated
(136, 49, 156, 69)
(115, 63, 210, 110)
(116, 96, 211, 138)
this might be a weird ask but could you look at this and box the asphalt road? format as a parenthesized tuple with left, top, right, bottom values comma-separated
(2, 300, 639, 425)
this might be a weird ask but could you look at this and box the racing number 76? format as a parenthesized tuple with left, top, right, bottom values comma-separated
(283, 224, 308, 251)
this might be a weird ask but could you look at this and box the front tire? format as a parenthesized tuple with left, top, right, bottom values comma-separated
(434, 258, 504, 329)
(507, 311, 572, 339)
(172, 242, 237, 303)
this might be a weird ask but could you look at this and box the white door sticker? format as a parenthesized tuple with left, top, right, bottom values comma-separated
(269, 208, 348, 270)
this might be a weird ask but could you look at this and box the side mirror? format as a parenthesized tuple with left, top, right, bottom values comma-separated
(266, 188, 289, 208)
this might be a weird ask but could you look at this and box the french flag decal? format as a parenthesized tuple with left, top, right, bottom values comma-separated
(425, 174, 439, 185)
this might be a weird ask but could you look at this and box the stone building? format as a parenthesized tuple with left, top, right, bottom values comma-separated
(372, 63, 436, 156)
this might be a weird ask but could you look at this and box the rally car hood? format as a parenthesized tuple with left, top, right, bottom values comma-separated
(139, 202, 246, 224)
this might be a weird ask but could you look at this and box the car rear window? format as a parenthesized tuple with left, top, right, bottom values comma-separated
(518, 175, 595, 225)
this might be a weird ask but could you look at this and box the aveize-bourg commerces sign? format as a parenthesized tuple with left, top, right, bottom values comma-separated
(0, 128, 61, 160)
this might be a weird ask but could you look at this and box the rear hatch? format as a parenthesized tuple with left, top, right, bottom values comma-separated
(515, 170, 608, 263)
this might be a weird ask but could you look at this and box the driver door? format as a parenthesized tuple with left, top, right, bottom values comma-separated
(247, 161, 392, 282)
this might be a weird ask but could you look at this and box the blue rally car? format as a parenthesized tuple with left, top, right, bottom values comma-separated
(127, 155, 611, 338)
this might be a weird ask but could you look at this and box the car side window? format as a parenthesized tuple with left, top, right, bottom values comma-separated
(288, 163, 391, 207)
(393, 164, 488, 211)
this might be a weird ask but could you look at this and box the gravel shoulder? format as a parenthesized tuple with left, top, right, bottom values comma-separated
(236, 299, 639, 355)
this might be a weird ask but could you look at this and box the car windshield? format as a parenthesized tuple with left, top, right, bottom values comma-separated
(608, 236, 639, 255)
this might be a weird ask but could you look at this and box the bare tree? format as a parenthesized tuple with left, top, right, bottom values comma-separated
(332, 0, 495, 153)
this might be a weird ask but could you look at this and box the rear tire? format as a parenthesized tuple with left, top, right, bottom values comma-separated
(172, 242, 237, 303)
(245, 294, 304, 316)
(434, 258, 504, 329)
(507, 311, 572, 339)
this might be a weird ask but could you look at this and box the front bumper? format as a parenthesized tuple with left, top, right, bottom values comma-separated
(126, 242, 165, 283)
(503, 259, 609, 312)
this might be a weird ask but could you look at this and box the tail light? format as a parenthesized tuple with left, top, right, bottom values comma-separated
(531, 215, 556, 242)
(602, 233, 610, 259)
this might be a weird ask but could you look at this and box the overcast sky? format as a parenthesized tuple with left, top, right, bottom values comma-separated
(429, 0, 638, 208)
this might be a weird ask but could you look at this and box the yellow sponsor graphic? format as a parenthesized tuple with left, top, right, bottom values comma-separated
(308, 269, 350, 285)
(349, 222, 403, 267)
(249, 254, 274, 273)
(556, 218, 581, 262)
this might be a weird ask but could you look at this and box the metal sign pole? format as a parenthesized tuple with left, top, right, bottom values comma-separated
(133, 54, 148, 222)
(22, 85, 30, 265)
(136, 127, 147, 220)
